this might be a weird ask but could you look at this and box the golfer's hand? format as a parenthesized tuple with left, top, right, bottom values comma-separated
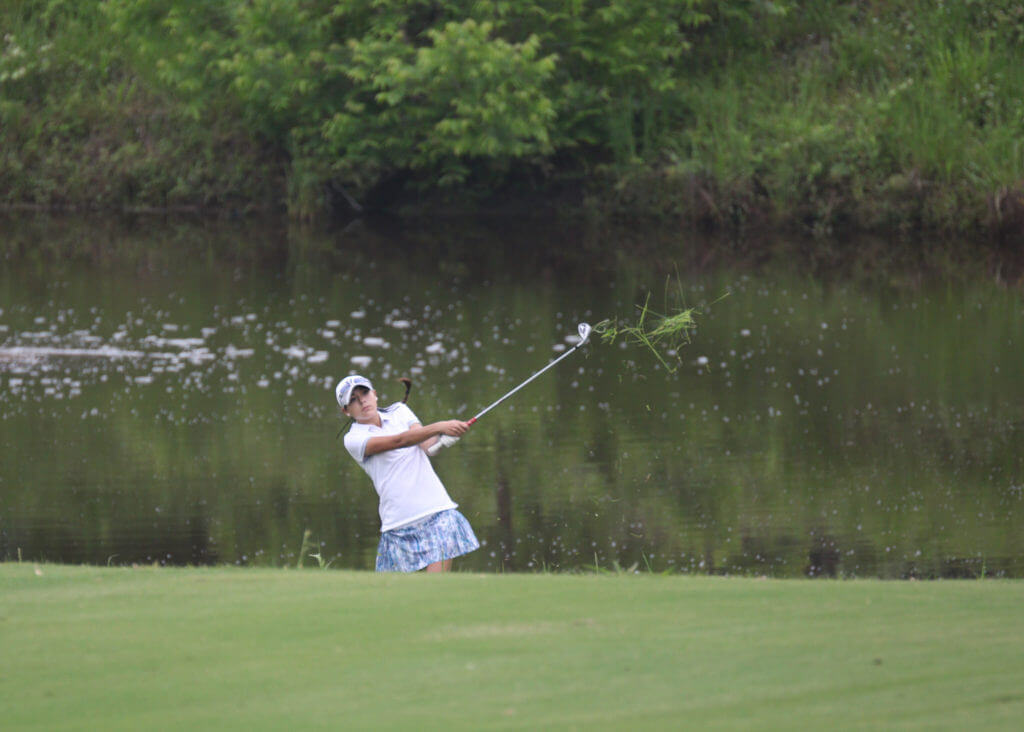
(425, 420, 468, 456)
(439, 420, 470, 437)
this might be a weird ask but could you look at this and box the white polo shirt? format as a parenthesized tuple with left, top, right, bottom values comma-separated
(343, 403, 457, 531)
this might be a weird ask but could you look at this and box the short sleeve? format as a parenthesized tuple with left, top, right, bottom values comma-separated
(397, 403, 420, 428)
(343, 429, 370, 463)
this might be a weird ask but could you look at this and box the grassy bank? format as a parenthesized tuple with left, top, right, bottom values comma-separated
(2, 2, 1024, 239)
(2, 564, 1022, 729)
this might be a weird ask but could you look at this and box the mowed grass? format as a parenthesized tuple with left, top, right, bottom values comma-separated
(1, 565, 1022, 730)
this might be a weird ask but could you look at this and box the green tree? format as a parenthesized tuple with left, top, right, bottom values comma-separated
(101, 0, 735, 211)
(324, 18, 556, 189)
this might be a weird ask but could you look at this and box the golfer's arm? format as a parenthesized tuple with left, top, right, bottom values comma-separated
(364, 423, 440, 456)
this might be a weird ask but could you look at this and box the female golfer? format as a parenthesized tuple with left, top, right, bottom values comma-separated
(336, 374, 479, 572)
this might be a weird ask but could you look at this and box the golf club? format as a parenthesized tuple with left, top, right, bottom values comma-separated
(427, 322, 592, 456)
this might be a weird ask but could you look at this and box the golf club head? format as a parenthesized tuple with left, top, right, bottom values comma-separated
(577, 322, 592, 345)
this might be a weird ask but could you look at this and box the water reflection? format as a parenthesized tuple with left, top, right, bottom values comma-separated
(1, 214, 1022, 577)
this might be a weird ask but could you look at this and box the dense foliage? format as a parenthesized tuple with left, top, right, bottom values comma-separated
(97, 0, 725, 215)
(2, 1, 1024, 234)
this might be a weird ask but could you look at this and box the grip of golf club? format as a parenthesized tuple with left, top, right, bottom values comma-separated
(467, 417, 477, 426)
(426, 434, 457, 456)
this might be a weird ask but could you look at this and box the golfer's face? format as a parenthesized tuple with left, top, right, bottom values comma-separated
(346, 386, 378, 422)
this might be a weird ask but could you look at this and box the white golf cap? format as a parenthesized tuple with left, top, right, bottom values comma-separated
(335, 374, 373, 407)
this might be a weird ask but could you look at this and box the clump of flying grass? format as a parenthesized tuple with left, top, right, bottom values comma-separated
(594, 294, 699, 373)
(594, 278, 727, 373)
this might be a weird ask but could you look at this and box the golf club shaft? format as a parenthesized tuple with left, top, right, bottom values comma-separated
(468, 342, 584, 425)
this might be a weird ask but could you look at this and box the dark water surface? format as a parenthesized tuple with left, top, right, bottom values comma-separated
(2, 215, 1021, 577)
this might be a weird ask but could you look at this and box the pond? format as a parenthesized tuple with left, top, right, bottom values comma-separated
(1, 214, 1021, 577)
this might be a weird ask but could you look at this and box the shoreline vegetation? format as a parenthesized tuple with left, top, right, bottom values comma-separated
(3, 2, 1024, 245)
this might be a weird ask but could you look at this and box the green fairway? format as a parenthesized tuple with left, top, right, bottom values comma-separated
(1, 565, 1022, 730)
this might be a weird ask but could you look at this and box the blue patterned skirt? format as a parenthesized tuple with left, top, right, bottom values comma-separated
(376, 509, 480, 572)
